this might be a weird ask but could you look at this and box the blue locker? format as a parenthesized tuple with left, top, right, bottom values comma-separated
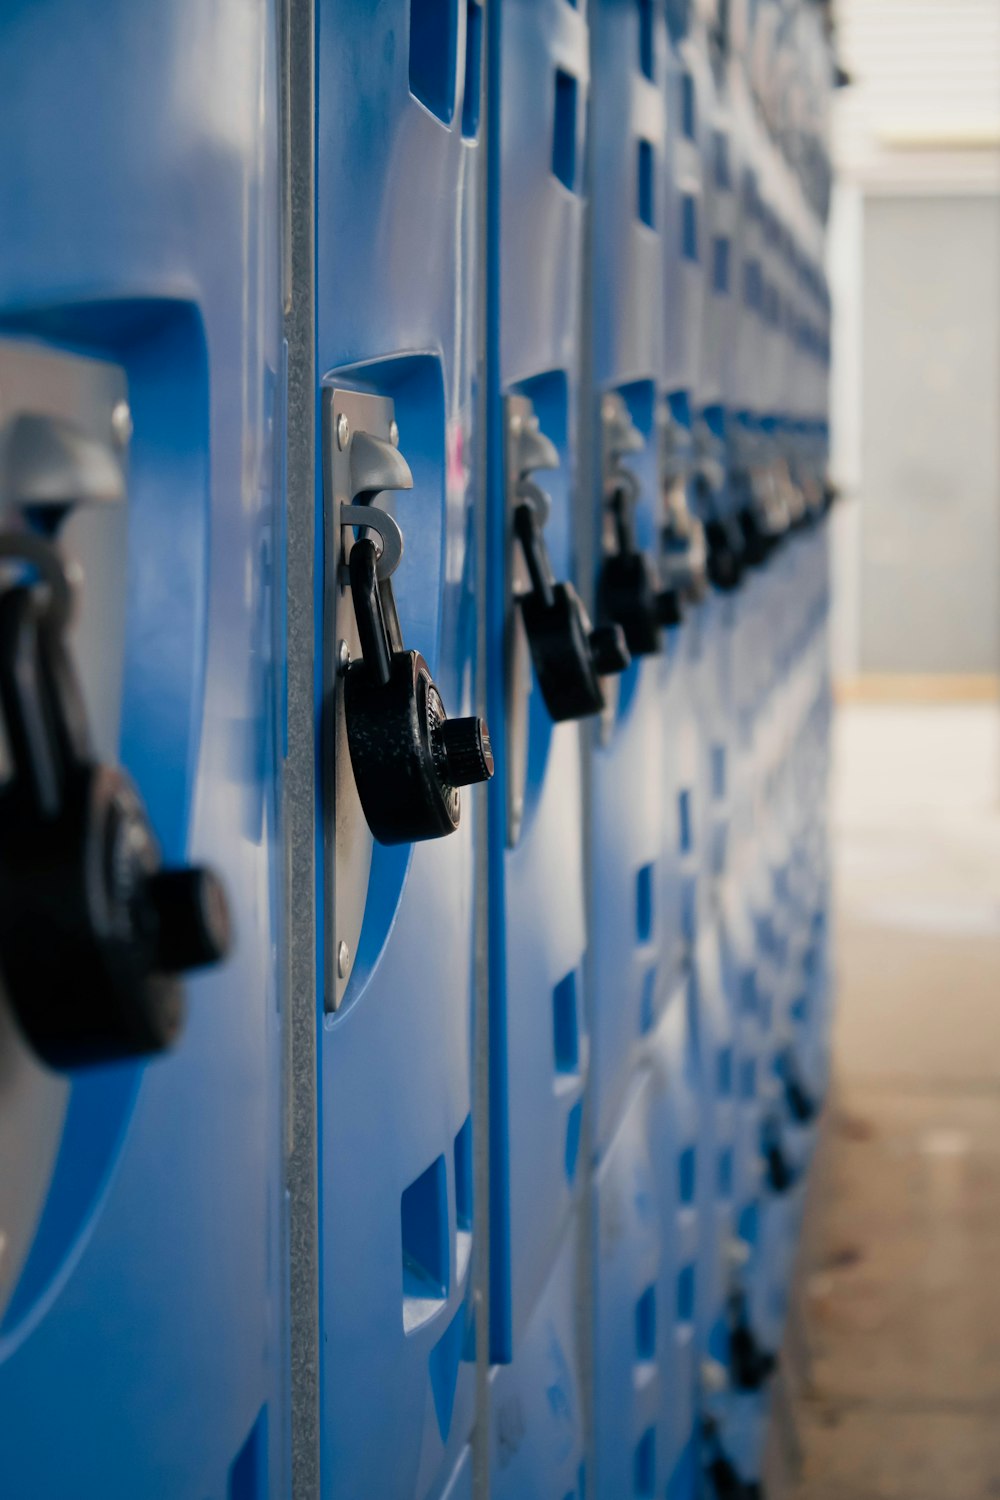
(0, 3, 287, 1495)
(587, 0, 675, 1156)
(315, 4, 487, 1496)
(486, 0, 597, 1380)
(489, 1218, 587, 1500)
(647, 984, 701, 1500)
(592, 1069, 663, 1500)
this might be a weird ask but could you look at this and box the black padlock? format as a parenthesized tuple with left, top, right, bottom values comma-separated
(780, 1048, 819, 1124)
(0, 534, 232, 1070)
(703, 1420, 763, 1500)
(513, 490, 629, 722)
(344, 535, 493, 845)
(599, 475, 681, 656)
(703, 510, 745, 593)
(727, 1291, 778, 1392)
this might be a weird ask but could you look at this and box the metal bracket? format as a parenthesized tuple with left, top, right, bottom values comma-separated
(503, 394, 558, 847)
(322, 386, 406, 1009)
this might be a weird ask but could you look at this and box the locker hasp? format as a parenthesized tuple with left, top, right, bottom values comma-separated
(340, 428, 493, 846)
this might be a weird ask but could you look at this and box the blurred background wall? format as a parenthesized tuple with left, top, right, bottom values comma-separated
(827, 0, 1000, 691)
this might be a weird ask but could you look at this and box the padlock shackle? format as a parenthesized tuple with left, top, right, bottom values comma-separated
(348, 537, 393, 689)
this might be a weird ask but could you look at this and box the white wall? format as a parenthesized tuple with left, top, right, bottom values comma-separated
(827, 0, 1000, 682)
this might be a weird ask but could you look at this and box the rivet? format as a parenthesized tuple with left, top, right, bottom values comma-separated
(337, 940, 350, 978)
(336, 412, 350, 450)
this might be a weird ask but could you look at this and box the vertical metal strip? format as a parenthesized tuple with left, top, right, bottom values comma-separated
(281, 0, 320, 1492)
(473, 1, 494, 1495)
(576, 2, 599, 1487)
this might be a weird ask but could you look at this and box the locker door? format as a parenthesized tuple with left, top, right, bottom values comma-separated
(0, 4, 286, 1496)
(587, 0, 673, 1156)
(648, 988, 701, 1500)
(314, 5, 489, 1498)
(592, 1070, 663, 1500)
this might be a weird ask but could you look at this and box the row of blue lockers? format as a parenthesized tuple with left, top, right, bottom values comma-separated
(0, 0, 837, 1495)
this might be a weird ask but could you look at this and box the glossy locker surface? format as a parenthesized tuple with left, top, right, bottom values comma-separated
(316, 4, 482, 1496)
(587, 0, 670, 1156)
(0, 3, 286, 1494)
(486, 0, 591, 1369)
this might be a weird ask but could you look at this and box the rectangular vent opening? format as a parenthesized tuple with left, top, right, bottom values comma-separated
(454, 1114, 473, 1232)
(679, 1144, 696, 1204)
(638, 0, 655, 79)
(461, 1, 483, 137)
(711, 743, 726, 800)
(681, 193, 698, 262)
(401, 1154, 449, 1329)
(677, 1263, 696, 1322)
(553, 969, 580, 1074)
(637, 138, 655, 227)
(228, 1406, 268, 1500)
(712, 235, 730, 294)
(409, 0, 458, 126)
(553, 69, 579, 190)
(636, 861, 655, 944)
(678, 788, 693, 854)
(681, 71, 696, 139)
(635, 1285, 657, 1362)
(634, 1427, 656, 1497)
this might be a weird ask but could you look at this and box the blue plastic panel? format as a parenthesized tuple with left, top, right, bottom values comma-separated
(587, 0, 671, 1154)
(648, 984, 701, 1500)
(489, 1217, 586, 1500)
(486, 0, 591, 1362)
(592, 1069, 663, 1500)
(315, 3, 482, 1495)
(0, 3, 287, 1495)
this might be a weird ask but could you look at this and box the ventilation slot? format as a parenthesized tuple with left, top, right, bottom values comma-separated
(679, 1144, 696, 1204)
(634, 1427, 656, 1497)
(401, 1154, 449, 1331)
(228, 1407, 267, 1500)
(553, 69, 579, 190)
(638, 0, 654, 79)
(461, 0, 482, 137)
(636, 862, 654, 944)
(409, 0, 458, 125)
(637, 139, 655, 227)
(712, 236, 730, 294)
(681, 193, 698, 262)
(553, 969, 580, 1073)
(681, 71, 696, 139)
(635, 1285, 657, 1362)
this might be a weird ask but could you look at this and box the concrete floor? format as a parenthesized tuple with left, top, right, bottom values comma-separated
(789, 704, 1000, 1499)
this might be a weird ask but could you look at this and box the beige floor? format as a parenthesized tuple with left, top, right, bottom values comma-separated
(790, 703, 1000, 1500)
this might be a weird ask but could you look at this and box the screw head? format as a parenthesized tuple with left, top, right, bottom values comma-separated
(337, 939, 350, 979)
(111, 400, 133, 448)
(388, 419, 400, 447)
(336, 412, 350, 450)
(336, 639, 350, 674)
